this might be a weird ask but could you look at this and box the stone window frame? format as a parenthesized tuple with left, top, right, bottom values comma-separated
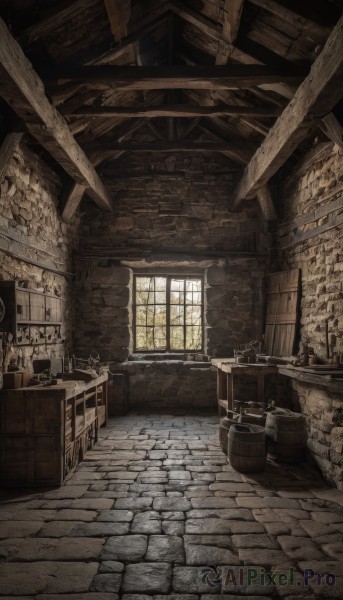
(132, 269, 205, 354)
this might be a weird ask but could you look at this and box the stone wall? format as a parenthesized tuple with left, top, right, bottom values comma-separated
(0, 142, 80, 370)
(281, 377, 343, 490)
(278, 142, 343, 359)
(111, 361, 217, 410)
(73, 152, 269, 407)
(277, 141, 343, 488)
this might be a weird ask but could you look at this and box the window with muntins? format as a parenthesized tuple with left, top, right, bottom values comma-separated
(134, 275, 203, 352)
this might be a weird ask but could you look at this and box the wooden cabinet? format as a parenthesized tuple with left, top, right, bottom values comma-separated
(0, 373, 108, 487)
(0, 281, 62, 345)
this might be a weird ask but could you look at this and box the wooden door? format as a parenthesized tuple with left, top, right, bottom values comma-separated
(264, 269, 300, 356)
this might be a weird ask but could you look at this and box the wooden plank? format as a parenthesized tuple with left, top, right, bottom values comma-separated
(67, 104, 280, 117)
(0, 133, 23, 182)
(53, 65, 308, 89)
(248, 0, 331, 38)
(230, 13, 343, 208)
(216, 0, 245, 64)
(86, 141, 256, 153)
(264, 269, 300, 357)
(0, 17, 112, 212)
(279, 196, 343, 235)
(103, 0, 131, 41)
(256, 186, 277, 220)
(61, 183, 87, 224)
(279, 211, 343, 250)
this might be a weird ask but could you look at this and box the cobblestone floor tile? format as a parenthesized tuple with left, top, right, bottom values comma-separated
(232, 534, 280, 549)
(209, 483, 254, 492)
(190, 497, 236, 509)
(146, 535, 185, 563)
(277, 536, 325, 560)
(99, 560, 124, 572)
(37, 521, 81, 537)
(238, 548, 289, 566)
(0, 521, 43, 538)
(0, 562, 98, 595)
(153, 497, 192, 512)
(172, 566, 214, 594)
(50, 509, 97, 521)
(185, 518, 232, 534)
(70, 498, 114, 510)
(70, 522, 129, 536)
(0, 537, 104, 561)
(90, 573, 122, 592)
(130, 511, 162, 534)
(0, 509, 56, 521)
(101, 535, 147, 561)
(42, 486, 89, 499)
(114, 497, 153, 510)
(123, 562, 172, 594)
(162, 521, 185, 535)
(96, 510, 133, 522)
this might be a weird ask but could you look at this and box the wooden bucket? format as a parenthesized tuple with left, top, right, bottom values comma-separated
(219, 416, 236, 454)
(228, 423, 266, 473)
(265, 408, 307, 463)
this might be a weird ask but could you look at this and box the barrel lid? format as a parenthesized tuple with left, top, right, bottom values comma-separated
(231, 423, 265, 433)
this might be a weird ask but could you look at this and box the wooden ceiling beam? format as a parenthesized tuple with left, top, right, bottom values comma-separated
(53, 65, 308, 90)
(319, 112, 343, 148)
(216, 0, 245, 65)
(0, 17, 112, 211)
(230, 13, 343, 209)
(104, 0, 131, 42)
(0, 132, 23, 182)
(61, 119, 147, 221)
(86, 141, 255, 153)
(67, 104, 280, 118)
(248, 0, 331, 37)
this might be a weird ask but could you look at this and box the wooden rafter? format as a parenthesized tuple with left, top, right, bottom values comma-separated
(248, 0, 331, 38)
(61, 119, 147, 221)
(230, 13, 343, 208)
(61, 182, 87, 223)
(53, 64, 308, 90)
(319, 113, 343, 148)
(0, 17, 112, 211)
(103, 0, 131, 42)
(66, 105, 280, 118)
(216, 0, 245, 65)
(86, 140, 256, 153)
(0, 132, 23, 182)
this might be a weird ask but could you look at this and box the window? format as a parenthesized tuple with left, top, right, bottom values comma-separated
(134, 275, 203, 352)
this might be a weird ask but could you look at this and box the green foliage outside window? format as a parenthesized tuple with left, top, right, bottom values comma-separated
(135, 276, 203, 351)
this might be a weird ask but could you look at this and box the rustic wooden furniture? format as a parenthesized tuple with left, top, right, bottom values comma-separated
(211, 358, 278, 415)
(0, 281, 63, 346)
(0, 373, 108, 487)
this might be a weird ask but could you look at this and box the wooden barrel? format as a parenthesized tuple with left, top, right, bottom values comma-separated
(228, 423, 266, 473)
(265, 408, 307, 463)
(219, 416, 236, 454)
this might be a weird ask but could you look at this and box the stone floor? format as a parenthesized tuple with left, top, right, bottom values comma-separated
(0, 411, 343, 600)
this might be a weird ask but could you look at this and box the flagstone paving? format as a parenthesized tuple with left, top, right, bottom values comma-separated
(0, 411, 343, 599)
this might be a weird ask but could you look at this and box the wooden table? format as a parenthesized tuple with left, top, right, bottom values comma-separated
(211, 358, 278, 415)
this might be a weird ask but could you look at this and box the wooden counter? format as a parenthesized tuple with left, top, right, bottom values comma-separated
(211, 358, 278, 414)
(0, 372, 108, 487)
(278, 365, 343, 395)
